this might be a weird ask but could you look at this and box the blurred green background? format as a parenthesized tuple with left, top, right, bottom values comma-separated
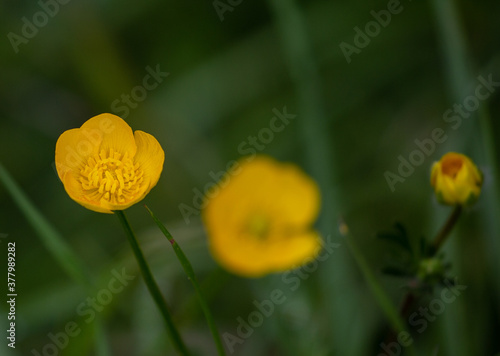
(1, 0, 499, 355)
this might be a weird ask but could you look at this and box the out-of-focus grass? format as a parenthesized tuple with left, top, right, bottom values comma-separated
(1, 0, 499, 355)
(0, 163, 110, 356)
(429, 0, 500, 355)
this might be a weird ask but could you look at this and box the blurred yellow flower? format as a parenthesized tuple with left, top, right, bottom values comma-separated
(55, 113, 164, 214)
(202, 156, 322, 277)
(430, 152, 482, 206)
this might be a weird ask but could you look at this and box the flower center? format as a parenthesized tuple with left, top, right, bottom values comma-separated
(442, 157, 463, 178)
(247, 214, 271, 239)
(79, 149, 145, 205)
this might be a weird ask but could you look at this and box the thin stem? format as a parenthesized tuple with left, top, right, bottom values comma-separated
(383, 292, 417, 347)
(144, 205, 226, 356)
(430, 205, 462, 255)
(384, 204, 461, 349)
(115, 210, 190, 356)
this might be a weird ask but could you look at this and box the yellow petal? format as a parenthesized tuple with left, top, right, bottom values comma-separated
(101, 183, 150, 212)
(208, 232, 268, 277)
(431, 152, 482, 206)
(436, 174, 457, 205)
(203, 155, 322, 277)
(62, 169, 151, 213)
(209, 230, 322, 277)
(62, 173, 113, 214)
(272, 162, 320, 227)
(204, 156, 319, 231)
(430, 161, 440, 188)
(81, 113, 137, 157)
(55, 128, 98, 181)
(463, 157, 482, 185)
(454, 165, 472, 202)
(265, 231, 322, 272)
(133, 130, 165, 195)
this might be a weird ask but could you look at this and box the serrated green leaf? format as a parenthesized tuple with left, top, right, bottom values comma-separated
(376, 223, 412, 252)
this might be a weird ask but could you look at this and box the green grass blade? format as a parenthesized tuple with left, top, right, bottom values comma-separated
(267, 1, 364, 354)
(115, 210, 191, 356)
(341, 225, 417, 356)
(0, 162, 90, 288)
(0, 162, 111, 356)
(429, 0, 500, 354)
(144, 205, 226, 356)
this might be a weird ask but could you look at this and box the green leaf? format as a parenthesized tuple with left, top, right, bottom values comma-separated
(144, 205, 226, 356)
(376, 222, 412, 252)
(342, 230, 417, 356)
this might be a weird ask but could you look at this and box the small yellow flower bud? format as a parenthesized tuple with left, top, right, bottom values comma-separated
(430, 152, 482, 206)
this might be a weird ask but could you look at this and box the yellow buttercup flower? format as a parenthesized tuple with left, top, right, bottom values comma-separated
(430, 152, 482, 206)
(55, 113, 164, 214)
(202, 155, 322, 277)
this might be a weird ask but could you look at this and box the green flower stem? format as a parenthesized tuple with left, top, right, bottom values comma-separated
(340, 223, 417, 356)
(114, 210, 190, 356)
(430, 205, 462, 255)
(144, 205, 226, 356)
